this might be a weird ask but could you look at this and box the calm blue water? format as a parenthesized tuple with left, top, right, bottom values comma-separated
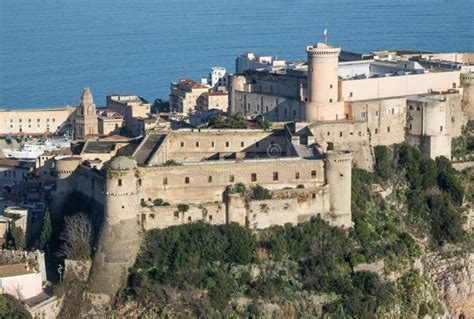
(1, 0, 473, 109)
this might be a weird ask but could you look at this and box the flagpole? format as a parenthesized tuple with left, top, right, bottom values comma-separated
(323, 24, 328, 45)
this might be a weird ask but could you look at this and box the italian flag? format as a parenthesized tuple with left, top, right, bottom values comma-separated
(323, 27, 328, 43)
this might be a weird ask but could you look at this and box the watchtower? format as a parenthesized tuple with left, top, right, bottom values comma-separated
(461, 72, 474, 119)
(86, 156, 142, 305)
(305, 43, 345, 122)
(325, 150, 353, 228)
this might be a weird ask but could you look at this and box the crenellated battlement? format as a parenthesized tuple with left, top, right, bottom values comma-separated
(306, 44, 341, 57)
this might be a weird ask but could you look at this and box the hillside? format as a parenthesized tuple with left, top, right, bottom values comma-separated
(108, 143, 473, 318)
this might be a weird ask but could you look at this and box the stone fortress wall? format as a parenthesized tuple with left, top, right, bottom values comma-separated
(54, 128, 353, 304)
(229, 43, 474, 167)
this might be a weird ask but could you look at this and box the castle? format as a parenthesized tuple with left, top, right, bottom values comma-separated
(49, 42, 473, 304)
(230, 43, 474, 168)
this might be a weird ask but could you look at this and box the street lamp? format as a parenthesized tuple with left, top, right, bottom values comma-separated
(58, 264, 64, 283)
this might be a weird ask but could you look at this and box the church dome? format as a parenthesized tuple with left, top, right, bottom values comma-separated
(108, 156, 137, 171)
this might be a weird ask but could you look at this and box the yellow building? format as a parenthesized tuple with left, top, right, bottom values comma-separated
(170, 79, 209, 114)
(106, 95, 150, 136)
(97, 109, 124, 135)
(0, 106, 76, 136)
(197, 91, 229, 112)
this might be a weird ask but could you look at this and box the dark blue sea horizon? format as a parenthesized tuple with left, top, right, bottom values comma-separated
(1, 0, 473, 109)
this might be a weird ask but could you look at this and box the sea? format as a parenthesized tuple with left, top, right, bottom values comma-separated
(1, 0, 473, 109)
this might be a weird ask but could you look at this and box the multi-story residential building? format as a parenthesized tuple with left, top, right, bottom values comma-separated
(169, 79, 209, 114)
(97, 109, 124, 135)
(196, 91, 229, 112)
(106, 95, 151, 137)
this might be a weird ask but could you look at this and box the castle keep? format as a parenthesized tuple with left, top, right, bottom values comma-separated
(55, 125, 352, 303)
(47, 42, 473, 305)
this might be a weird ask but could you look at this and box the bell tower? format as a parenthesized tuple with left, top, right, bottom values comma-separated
(74, 87, 98, 139)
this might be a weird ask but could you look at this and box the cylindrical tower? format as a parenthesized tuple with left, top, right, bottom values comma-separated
(53, 156, 82, 207)
(461, 72, 474, 119)
(307, 43, 340, 104)
(86, 156, 142, 305)
(325, 150, 352, 228)
(305, 43, 344, 122)
(54, 156, 82, 181)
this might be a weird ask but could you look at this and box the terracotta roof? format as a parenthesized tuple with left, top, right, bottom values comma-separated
(179, 79, 208, 89)
(0, 263, 35, 277)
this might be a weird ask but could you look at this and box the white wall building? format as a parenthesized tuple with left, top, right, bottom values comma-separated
(0, 263, 43, 301)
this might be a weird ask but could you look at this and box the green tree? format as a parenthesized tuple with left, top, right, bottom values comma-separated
(249, 185, 272, 200)
(0, 294, 32, 318)
(374, 145, 393, 180)
(11, 223, 26, 251)
(36, 210, 52, 251)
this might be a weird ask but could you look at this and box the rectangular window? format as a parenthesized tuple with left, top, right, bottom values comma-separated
(241, 141, 245, 147)
(138, 179, 142, 186)
(440, 126, 443, 132)
(273, 172, 279, 181)
(225, 141, 230, 147)
(174, 211, 179, 219)
(185, 177, 190, 184)
(195, 141, 200, 147)
(387, 127, 390, 132)
(251, 173, 257, 182)
(349, 92, 353, 98)
(118, 179, 122, 186)
(295, 172, 300, 179)
(163, 177, 168, 185)
(256, 142, 260, 148)
(180, 142, 185, 147)
(339, 132, 343, 137)
(211, 141, 215, 147)
(208, 176, 212, 183)
(229, 175, 235, 182)
(311, 170, 317, 178)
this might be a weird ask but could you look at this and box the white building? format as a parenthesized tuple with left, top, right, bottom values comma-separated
(236, 53, 287, 73)
(0, 263, 43, 300)
(207, 67, 228, 91)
